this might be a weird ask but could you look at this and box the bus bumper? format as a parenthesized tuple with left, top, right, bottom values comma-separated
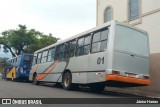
(106, 74, 151, 87)
(17, 73, 29, 79)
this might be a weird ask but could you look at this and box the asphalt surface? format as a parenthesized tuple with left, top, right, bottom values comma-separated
(0, 79, 159, 107)
(0, 78, 140, 98)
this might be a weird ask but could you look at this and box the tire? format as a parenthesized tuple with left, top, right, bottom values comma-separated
(89, 84, 105, 92)
(33, 74, 39, 85)
(62, 72, 72, 90)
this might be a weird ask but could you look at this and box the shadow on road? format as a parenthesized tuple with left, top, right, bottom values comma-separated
(0, 78, 145, 98)
(38, 82, 143, 98)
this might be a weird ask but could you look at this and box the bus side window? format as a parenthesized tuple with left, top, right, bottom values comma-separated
(16, 57, 20, 65)
(84, 35, 91, 55)
(41, 50, 48, 63)
(64, 42, 70, 59)
(55, 44, 64, 60)
(33, 53, 37, 65)
(76, 37, 84, 56)
(92, 32, 101, 53)
(70, 40, 76, 57)
(37, 52, 42, 64)
(64, 39, 76, 58)
(91, 29, 108, 53)
(100, 29, 108, 51)
(47, 48, 55, 62)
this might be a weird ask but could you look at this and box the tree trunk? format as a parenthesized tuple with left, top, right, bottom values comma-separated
(2, 44, 16, 57)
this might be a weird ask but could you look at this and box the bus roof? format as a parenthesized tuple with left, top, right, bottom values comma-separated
(35, 21, 111, 53)
(7, 53, 32, 61)
(34, 20, 148, 53)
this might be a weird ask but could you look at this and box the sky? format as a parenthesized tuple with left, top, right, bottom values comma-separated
(0, 0, 96, 40)
(0, 0, 96, 57)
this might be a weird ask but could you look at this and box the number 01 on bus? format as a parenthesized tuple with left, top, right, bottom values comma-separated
(29, 20, 151, 91)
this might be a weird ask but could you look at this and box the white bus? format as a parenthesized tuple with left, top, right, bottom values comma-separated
(29, 20, 151, 91)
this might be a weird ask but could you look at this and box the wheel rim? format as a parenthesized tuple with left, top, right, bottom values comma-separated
(64, 75, 70, 87)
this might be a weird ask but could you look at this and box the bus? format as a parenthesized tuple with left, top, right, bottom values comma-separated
(5, 53, 33, 82)
(29, 20, 151, 91)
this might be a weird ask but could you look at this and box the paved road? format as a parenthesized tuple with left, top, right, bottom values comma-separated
(0, 78, 140, 98)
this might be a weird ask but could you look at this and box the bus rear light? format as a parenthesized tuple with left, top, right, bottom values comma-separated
(143, 75, 149, 79)
(112, 70, 120, 75)
(125, 72, 138, 78)
(96, 72, 103, 77)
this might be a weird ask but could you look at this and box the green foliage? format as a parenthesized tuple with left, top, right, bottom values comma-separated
(0, 25, 59, 57)
(0, 57, 9, 67)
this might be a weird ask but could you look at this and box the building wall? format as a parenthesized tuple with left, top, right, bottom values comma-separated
(97, 0, 160, 53)
(97, 0, 160, 97)
(97, 0, 128, 25)
(134, 12, 160, 53)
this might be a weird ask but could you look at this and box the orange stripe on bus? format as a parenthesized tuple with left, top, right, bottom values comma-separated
(32, 64, 39, 75)
(106, 74, 151, 85)
(36, 61, 59, 81)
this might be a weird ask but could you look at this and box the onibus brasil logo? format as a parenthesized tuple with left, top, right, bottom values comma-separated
(2, 99, 42, 104)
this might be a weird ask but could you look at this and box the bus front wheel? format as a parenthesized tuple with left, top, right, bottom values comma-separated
(62, 72, 72, 90)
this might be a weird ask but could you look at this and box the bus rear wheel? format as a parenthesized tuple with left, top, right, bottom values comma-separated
(33, 74, 39, 85)
(62, 72, 72, 90)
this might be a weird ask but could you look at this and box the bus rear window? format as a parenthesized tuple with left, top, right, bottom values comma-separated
(115, 25, 149, 57)
(24, 56, 33, 62)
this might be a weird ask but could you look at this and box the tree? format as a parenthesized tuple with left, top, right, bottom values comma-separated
(0, 30, 16, 57)
(0, 57, 9, 68)
(0, 25, 59, 57)
(25, 34, 59, 53)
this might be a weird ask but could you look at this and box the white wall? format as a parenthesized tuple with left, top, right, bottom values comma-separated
(142, 0, 160, 14)
(135, 12, 160, 53)
(97, 0, 160, 53)
(97, 0, 128, 25)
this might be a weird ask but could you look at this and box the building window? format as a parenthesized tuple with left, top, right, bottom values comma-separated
(104, 7, 112, 23)
(129, 0, 140, 21)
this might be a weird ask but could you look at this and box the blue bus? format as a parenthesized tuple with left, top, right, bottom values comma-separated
(4, 53, 33, 82)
